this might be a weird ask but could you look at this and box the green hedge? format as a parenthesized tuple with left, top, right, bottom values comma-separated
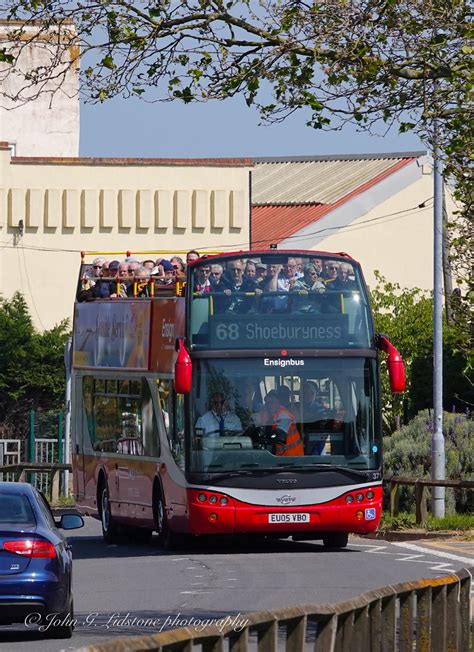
(383, 410, 473, 514)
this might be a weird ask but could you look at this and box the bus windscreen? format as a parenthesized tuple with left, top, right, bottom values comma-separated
(189, 357, 381, 475)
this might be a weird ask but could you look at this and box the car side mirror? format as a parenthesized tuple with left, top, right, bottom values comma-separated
(58, 513, 84, 530)
(376, 334, 406, 393)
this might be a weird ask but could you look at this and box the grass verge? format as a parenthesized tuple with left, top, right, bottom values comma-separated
(380, 511, 474, 532)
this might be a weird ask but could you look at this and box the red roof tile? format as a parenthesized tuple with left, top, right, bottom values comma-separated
(251, 158, 415, 248)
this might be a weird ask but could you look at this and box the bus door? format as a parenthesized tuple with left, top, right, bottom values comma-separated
(73, 374, 86, 499)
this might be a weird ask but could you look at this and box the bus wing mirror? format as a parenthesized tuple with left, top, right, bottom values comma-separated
(376, 334, 406, 393)
(175, 338, 192, 394)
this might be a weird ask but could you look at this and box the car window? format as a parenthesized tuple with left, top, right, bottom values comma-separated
(35, 491, 57, 529)
(0, 493, 36, 524)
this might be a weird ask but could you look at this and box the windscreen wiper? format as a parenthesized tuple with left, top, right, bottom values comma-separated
(288, 464, 369, 479)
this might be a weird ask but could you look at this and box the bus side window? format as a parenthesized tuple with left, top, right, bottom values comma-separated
(157, 380, 184, 470)
(174, 393, 185, 470)
(140, 379, 160, 457)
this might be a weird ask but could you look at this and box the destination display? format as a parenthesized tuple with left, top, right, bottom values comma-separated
(209, 314, 349, 349)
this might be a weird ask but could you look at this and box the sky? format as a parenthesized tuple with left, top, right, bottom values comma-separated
(80, 95, 425, 159)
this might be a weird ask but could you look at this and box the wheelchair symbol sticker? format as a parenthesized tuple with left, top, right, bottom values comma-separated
(365, 508, 376, 521)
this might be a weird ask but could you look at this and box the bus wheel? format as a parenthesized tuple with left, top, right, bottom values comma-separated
(153, 486, 182, 551)
(100, 483, 121, 544)
(322, 533, 348, 549)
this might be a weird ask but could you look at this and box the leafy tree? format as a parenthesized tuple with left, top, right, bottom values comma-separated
(0, 1, 471, 319)
(0, 293, 70, 439)
(0, 1, 471, 176)
(370, 272, 473, 431)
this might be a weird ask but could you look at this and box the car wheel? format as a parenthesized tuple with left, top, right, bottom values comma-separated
(322, 532, 349, 549)
(100, 483, 121, 544)
(48, 598, 74, 639)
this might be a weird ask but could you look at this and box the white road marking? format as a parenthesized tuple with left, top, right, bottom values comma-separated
(180, 590, 211, 595)
(351, 543, 391, 554)
(389, 542, 474, 565)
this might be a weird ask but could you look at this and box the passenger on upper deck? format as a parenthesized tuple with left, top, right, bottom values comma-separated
(244, 260, 256, 279)
(210, 264, 224, 288)
(322, 260, 340, 284)
(333, 263, 357, 290)
(186, 250, 200, 265)
(217, 259, 261, 314)
(110, 262, 130, 298)
(170, 256, 186, 280)
(310, 258, 323, 276)
(254, 262, 267, 285)
(127, 259, 140, 277)
(142, 259, 156, 271)
(151, 260, 176, 287)
(127, 265, 152, 297)
(194, 263, 212, 294)
(260, 263, 285, 312)
(291, 264, 326, 313)
(93, 260, 118, 299)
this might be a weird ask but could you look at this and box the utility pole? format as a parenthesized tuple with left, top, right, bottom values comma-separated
(63, 337, 72, 496)
(432, 144, 445, 518)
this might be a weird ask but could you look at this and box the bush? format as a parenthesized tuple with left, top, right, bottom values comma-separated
(383, 410, 473, 514)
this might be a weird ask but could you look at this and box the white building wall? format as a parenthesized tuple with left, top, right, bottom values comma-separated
(281, 160, 457, 291)
(0, 21, 80, 157)
(0, 145, 251, 329)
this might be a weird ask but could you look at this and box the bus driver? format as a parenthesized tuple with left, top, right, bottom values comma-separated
(195, 392, 242, 437)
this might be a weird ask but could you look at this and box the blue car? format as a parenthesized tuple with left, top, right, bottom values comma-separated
(0, 481, 83, 639)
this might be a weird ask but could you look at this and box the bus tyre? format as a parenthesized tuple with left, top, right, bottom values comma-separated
(322, 533, 349, 549)
(100, 483, 121, 544)
(153, 486, 182, 551)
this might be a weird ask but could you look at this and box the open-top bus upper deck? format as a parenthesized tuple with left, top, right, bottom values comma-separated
(188, 250, 374, 352)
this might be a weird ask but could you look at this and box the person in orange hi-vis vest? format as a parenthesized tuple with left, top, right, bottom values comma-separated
(263, 390, 304, 457)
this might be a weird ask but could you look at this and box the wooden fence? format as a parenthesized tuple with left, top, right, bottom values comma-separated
(389, 476, 474, 524)
(0, 463, 71, 502)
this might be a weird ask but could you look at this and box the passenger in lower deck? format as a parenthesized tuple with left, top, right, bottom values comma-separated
(259, 390, 304, 457)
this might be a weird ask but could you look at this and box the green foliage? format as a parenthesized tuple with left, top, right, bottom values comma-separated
(370, 272, 473, 430)
(379, 510, 474, 531)
(426, 513, 474, 532)
(379, 511, 417, 531)
(383, 410, 473, 514)
(0, 293, 70, 439)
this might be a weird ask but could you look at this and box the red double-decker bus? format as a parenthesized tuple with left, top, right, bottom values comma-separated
(71, 250, 405, 549)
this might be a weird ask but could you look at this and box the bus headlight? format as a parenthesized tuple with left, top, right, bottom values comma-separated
(355, 493, 364, 502)
(366, 490, 375, 500)
(198, 493, 207, 502)
(345, 495, 354, 504)
(220, 497, 229, 505)
(209, 495, 218, 504)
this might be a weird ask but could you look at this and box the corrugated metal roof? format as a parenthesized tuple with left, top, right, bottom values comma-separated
(252, 155, 417, 205)
(252, 204, 332, 249)
(251, 157, 417, 248)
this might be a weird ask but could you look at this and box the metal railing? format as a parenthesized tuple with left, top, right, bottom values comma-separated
(388, 476, 474, 524)
(77, 568, 472, 652)
(0, 463, 71, 502)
